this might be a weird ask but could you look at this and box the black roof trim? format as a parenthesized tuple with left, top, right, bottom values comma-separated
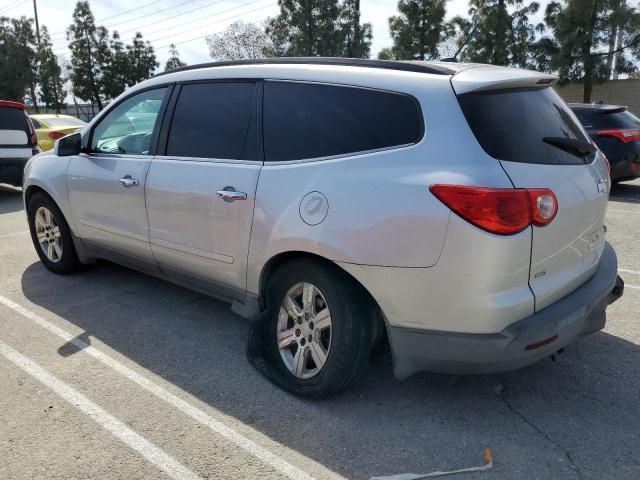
(154, 57, 455, 78)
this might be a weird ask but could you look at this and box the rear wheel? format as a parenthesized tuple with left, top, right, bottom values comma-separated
(27, 192, 81, 274)
(248, 259, 372, 398)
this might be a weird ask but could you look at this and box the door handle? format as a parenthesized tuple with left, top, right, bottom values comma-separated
(119, 176, 140, 188)
(217, 189, 248, 202)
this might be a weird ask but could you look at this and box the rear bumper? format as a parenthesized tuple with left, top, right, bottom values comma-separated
(389, 242, 623, 379)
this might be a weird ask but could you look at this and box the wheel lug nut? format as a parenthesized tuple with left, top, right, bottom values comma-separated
(295, 329, 301, 337)
(304, 313, 310, 321)
(308, 335, 312, 342)
(309, 321, 314, 330)
(300, 338, 306, 346)
(297, 317, 303, 325)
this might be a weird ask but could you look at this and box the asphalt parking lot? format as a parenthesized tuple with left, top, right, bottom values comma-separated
(0, 180, 639, 480)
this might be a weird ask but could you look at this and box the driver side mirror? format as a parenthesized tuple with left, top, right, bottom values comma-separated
(55, 132, 82, 157)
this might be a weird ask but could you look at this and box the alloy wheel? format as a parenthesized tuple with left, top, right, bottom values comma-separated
(34, 206, 63, 263)
(276, 282, 332, 379)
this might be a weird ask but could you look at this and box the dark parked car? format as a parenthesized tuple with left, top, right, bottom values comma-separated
(569, 103, 640, 183)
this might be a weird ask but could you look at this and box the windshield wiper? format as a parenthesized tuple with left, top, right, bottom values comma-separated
(543, 136, 596, 158)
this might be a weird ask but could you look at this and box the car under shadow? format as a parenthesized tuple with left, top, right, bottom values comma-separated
(19, 260, 640, 480)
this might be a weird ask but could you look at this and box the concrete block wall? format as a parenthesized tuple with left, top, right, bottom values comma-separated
(556, 79, 640, 114)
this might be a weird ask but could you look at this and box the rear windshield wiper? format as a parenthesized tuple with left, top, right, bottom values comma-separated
(543, 136, 596, 158)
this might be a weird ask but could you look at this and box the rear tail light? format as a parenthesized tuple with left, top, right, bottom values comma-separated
(23, 111, 38, 146)
(598, 129, 640, 143)
(429, 185, 558, 235)
(48, 131, 65, 140)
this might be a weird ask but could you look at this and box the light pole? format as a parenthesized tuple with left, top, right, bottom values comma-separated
(32, 0, 40, 45)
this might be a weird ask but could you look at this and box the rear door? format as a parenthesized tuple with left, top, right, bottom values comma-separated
(455, 79, 610, 311)
(145, 81, 260, 293)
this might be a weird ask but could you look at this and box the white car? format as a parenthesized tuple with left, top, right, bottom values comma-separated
(0, 100, 39, 186)
(22, 58, 624, 397)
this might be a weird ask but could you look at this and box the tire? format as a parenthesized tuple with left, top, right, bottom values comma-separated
(27, 191, 81, 274)
(247, 259, 372, 398)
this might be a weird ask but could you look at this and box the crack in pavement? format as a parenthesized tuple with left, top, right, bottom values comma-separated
(498, 381, 583, 480)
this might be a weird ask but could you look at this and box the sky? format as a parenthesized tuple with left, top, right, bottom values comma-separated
(0, 0, 506, 69)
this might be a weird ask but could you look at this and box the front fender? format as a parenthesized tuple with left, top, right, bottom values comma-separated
(22, 153, 73, 232)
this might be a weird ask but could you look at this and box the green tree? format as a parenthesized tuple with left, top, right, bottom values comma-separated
(1, 17, 39, 109)
(125, 32, 158, 86)
(456, 0, 542, 67)
(37, 26, 66, 112)
(340, 0, 372, 58)
(102, 31, 129, 100)
(165, 43, 187, 71)
(67, 0, 110, 109)
(377, 47, 395, 59)
(206, 21, 273, 60)
(545, 0, 640, 102)
(0, 17, 31, 102)
(387, 0, 449, 60)
(605, 1, 640, 79)
(267, 0, 344, 56)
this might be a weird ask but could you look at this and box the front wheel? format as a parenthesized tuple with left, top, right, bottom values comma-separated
(27, 192, 81, 274)
(248, 259, 372, 398)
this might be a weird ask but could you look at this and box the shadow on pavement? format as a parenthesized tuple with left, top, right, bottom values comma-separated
(20, 260, 640, 480)
(610, 181, 640, 204)
(0, 185, 23, 214)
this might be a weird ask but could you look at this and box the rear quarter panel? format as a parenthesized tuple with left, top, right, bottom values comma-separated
(247, 72, 516, 295)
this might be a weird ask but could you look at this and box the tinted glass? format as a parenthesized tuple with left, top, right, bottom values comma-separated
(458, 87, 591, 165)
(31, 118, 42, 129)
(0, 107, 27, 131)
(573, 108, 640, 130)
(264, 82, 422, 161)
(166, 82, 257, 160)
(91, 88, 167, 155)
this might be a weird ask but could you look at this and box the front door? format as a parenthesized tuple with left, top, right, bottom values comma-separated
(145, 81, 260, 293)
(67, 87, 170, 264)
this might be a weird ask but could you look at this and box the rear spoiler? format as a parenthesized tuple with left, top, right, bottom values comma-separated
(450, 65, 558, 95)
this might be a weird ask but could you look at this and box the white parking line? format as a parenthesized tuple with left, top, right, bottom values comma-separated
(0, 230, 29, 238)
(0, 341, 203, 480)
(0, 295, 317, 480)
(625, 284, 640, 290)
(619, 268, 640, 276)
(607, 208, 640, 214)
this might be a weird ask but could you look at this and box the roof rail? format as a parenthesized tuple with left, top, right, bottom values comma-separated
(154, 57, 455, 78)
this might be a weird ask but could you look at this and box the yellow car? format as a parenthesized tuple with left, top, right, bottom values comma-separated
(30, 114, 87, 151)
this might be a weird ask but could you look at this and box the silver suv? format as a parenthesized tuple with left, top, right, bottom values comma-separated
(23, 58, 624, 397)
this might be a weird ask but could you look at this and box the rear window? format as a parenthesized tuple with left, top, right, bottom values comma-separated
(166, 82, 257, 161)
(264, 82, 423, 162)
(458, 87, 590, 165)
(573, 109, 640, 130)
(0, 106, 29, 145)
(0, 106, 27, 131)
(42, 117, 87, 127)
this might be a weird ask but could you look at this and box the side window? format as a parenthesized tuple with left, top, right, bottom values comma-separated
(90, 88, 168, 155)
(166, 82, 257, 160)
(264, 82, 423, 162)
(31, 118, 42, 129)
